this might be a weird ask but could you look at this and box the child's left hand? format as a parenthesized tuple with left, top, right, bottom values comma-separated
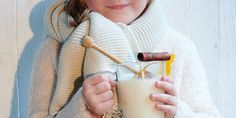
(150, 76, 177, 118)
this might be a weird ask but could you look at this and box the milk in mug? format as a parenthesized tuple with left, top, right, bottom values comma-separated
(118, 75, 164, 118)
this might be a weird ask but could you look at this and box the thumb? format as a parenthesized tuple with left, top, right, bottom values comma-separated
(108, 79, 117, 88)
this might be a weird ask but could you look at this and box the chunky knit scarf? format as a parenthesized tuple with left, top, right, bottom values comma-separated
(45, 0, 168, 116)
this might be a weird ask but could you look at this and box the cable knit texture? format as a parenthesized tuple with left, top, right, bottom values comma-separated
(29, 0, 221, 118)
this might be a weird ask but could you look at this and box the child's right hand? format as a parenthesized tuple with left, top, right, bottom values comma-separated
(82, 74, 117, 116)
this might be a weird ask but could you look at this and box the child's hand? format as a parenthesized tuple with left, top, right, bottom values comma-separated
(150, 76, 177, 118)
(83, 74, 117, 116)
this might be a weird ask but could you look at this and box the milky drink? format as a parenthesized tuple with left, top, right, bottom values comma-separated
(118, 74, 164, 118)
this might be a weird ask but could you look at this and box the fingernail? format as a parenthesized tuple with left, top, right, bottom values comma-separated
(114, 81, 118, 85)
(162, 76, 168, 80)
(112, 81, 118, 86)
(155, 104, 160, 110)
(150, 94, 157, 101)
(161, 75, 165, 79)
(156, 81, 161, 87)
(109, 80, 117, 87)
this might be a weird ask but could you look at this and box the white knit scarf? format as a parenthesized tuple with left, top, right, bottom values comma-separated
(45, 0, 168, 116)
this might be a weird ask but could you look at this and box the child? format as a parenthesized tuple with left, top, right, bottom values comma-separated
(29, 0, 221, 118)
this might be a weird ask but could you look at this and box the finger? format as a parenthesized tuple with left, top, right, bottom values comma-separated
(109, 79, 117, 88)
(86, 94, 100, 108)
(150, 93, 177, 106)
(94, 99, 114, 115)
(101, 99, 113, 110)
(155, 81, 176, 96)
(155, 104, 176, 116)
(84, 74, 110, 87)
(98, 90, 113, 103)
(161, 76, 174, 84)
(93, 81, 112, 94)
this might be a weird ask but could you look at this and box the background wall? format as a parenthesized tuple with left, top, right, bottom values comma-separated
(0, 0, 235, 118)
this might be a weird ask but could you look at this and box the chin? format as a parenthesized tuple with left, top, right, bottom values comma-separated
(113, 19, 132, 24)
(111, 18, 135, 25)
(109, 16, 136, 24)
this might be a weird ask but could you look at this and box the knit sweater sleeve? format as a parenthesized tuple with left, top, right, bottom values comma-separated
(175, 41, 221, 118)
(29, 36, 93, 118)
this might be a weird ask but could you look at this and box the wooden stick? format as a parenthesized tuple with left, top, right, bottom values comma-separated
(82, 36, 137, 73)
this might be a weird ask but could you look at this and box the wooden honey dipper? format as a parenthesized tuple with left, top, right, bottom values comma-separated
(82, 36, 138, 73)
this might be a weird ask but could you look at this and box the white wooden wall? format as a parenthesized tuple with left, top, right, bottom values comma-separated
(0, 0, 235, 118)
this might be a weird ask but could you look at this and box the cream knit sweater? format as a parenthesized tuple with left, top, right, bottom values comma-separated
(29, 0, 221, 118)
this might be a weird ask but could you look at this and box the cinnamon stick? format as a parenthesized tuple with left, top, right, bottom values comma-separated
(137, 52, 171, 61)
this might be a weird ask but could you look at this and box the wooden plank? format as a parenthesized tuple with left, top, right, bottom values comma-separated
(0, 0, 17, 118)
(218, 0, 236, 117)
(187, 0, 220, 107)
(15, 0, 54, 117)
(160, 0, 192, 35)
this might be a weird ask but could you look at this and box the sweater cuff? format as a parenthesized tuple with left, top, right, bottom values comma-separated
(56, 88, 93, 118)
(175, 99, 194, 118)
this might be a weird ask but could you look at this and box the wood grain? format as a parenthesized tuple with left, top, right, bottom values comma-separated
(0, 0, 17, 118)
(218, 0, 236, 117)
